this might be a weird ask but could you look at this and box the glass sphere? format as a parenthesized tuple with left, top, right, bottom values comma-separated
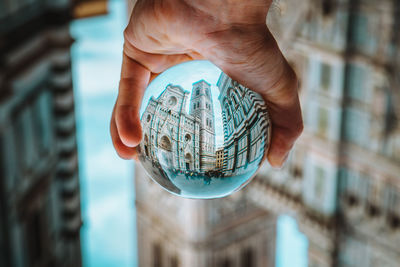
(138, 60, 271, 199)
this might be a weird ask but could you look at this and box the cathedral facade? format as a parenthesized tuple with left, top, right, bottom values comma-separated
(217, 73, 270, 176)
(140, 81, 216, 173)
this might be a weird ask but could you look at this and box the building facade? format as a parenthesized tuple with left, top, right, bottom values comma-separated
(248, 0, 400, 266)
(215, 147, 224, 170)
(140, 81, 216, 173)
(135, 164, 276, 267)
(0, 0, 83, 266)
(217, 73, 270, 176)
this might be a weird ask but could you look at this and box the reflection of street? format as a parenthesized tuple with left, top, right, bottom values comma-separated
(138, 150, 181, 195)
(166, 169, 257, 198)
(139, 139, 258, 197)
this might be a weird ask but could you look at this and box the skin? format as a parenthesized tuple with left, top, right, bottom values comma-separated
(110, 0, 303, 167)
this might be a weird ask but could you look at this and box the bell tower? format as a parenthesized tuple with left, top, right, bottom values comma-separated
(189, 80, 216, 172)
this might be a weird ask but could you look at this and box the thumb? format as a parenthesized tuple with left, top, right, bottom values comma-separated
(115, 53, 150, 147)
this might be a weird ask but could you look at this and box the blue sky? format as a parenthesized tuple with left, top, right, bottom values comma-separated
(71, 0, 136, 266)
(142, 60, 224, 146)
(70, 0, 308, 266)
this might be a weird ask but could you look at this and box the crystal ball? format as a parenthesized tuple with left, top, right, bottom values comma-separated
(138, 60, 271, 199)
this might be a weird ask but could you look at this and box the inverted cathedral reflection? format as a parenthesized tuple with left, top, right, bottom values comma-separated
(138, 61, 271, 199)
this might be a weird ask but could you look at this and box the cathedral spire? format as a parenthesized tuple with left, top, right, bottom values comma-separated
(189, 80, 216, 172)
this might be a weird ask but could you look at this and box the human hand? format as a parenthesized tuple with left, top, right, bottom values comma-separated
(110, 0, 303, 167)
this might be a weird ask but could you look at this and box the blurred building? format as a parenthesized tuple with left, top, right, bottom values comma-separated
(134, 1, 400, 267)
(0, 0, 106, 266)
(135, 165, 276, 267)
(248, 0, 400, 266)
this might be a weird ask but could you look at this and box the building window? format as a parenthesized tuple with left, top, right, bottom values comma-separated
(27, 211, 44, 266)
(168, 96, 177, 106)
(322, 0, 334, 16)
(153, 244, 163, 267)
(346, 64, 366, 102)
(170, 256, 179, 267)
(320, 62, 331, 90)
(196, 89, 200, 96)
(185, 153, 193, 170)
(0, 135, 4, 178)
(343, 107, 368, 146)
(218, 259, 231, 267)
(14, 113, 28, 170)
(291, 165, 303, 178)
(240, 248, 254, 267)
(225, 104, 231, 118)
(231, 93, 238, 107)
(317, 107, 329, 137)
(159, 136, 172, 151)
(314, 166, 325, 200)
(388, 213, 400, 230)
(350, 14, 369, 49)
(32, 91, 52, 154)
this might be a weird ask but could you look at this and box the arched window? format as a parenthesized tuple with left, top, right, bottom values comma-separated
(152, 244, 163, 267)
(225, 104, 231, 117)
(144, 134, 150, 157)
(240, 248, 254, 267)
(170, 256, 179, 267)
(231, 93, 238, 107)
(237, 84, 245, 95)
(159, 136, 172, 151)
(193, 103, 196, 110)
(168, 96, 177, 106)
(185, 153, 193, 170)
(196, 89, 200, 96)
